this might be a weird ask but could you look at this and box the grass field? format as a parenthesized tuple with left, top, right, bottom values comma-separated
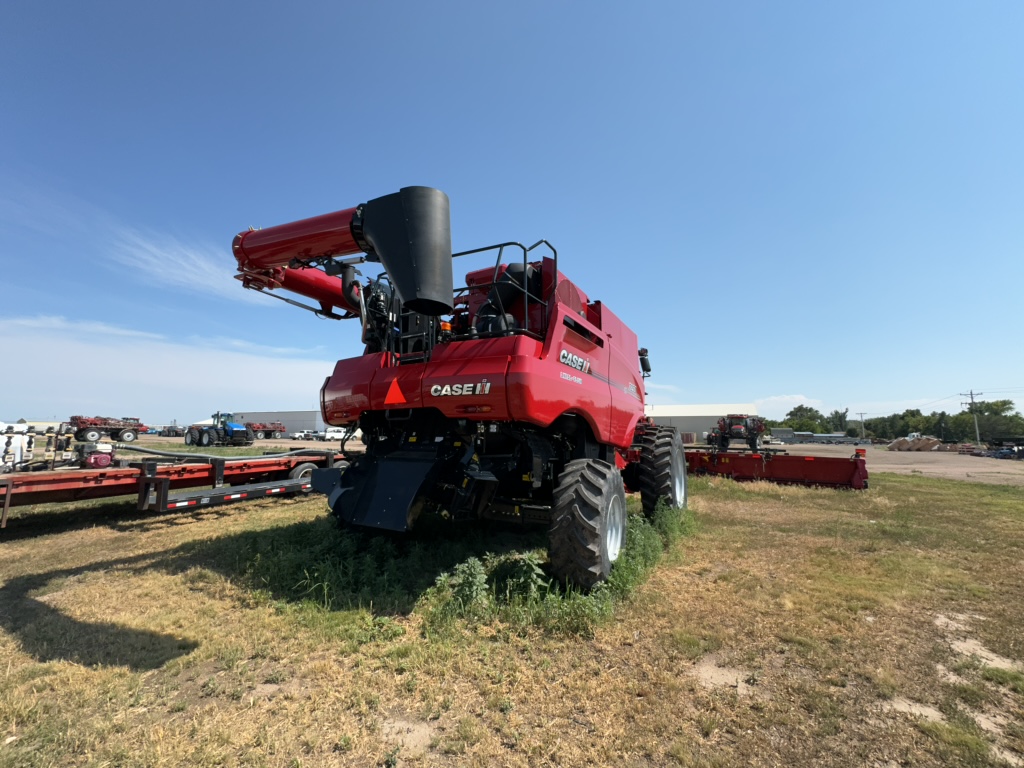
(1, 473, 1022, 767)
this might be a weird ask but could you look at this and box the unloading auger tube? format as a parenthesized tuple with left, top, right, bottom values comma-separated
(233, 186, 453, 319)
(232, 186, 689, 590)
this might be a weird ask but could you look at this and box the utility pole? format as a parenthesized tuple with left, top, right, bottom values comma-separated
(856, 412, 866, 440)
(960, 390, 983, 445)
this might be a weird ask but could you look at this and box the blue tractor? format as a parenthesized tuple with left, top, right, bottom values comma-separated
(184, 412, 255, 447)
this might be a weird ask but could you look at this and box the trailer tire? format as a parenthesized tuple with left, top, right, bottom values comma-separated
(272, 431, 282, 439)
(548, 458, 627, 590)
(636, 426, 687, 518)
(82, 428, 102, 443)
(254, 430, 265, 440)
(120, 429, 138, 443)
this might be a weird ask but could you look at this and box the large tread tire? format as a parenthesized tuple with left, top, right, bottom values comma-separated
(186, 427, 200, 446)
(254, 430, 265, 440)
(272, 431, 281, 439)
(82, 428, 102, 443)
(548, 458, 627, 590)
(119, 429, 138, 443)
(636, 426, 688, 518)
(199, 430, 213, 448)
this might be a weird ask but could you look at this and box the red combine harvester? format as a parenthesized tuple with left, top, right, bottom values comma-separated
(232, 186, 687, 588)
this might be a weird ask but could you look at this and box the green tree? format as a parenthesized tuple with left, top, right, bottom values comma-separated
(826, 408, 849, 433)
(783, 405, 826, 433)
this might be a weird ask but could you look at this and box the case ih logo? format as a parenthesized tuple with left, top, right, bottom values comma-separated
(430, 381, 492, 396)
(559, 349, 591, 374)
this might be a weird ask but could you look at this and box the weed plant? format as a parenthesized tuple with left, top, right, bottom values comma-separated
(230, 496, 693, 640)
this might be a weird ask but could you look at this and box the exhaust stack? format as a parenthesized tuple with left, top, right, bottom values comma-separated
(354, 187, 453, 316)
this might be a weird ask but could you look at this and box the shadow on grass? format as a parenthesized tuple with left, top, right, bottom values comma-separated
(0, 515, 548, 669)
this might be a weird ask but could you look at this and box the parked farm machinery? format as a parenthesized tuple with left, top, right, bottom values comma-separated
(183, 412, 255, 447)
(66, 415, 147, 443)
(707, 414, 766, 452)
(231, 186, 686, 588)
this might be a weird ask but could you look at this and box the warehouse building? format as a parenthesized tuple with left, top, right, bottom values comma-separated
(645, 404, 759, 444)
(231, 410, 325, 435)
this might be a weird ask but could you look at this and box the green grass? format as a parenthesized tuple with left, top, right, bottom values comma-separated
(2, 472, 1023, 767)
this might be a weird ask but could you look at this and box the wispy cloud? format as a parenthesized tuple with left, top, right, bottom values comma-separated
(8, 315, 165, 340)
(185, 335, 329, 358)
(2, 316, 335, 423)
(111, 228, 267, 304)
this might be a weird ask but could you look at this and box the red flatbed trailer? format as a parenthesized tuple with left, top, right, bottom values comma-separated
(684, 448, 868, 490)
(0, 452, 345, 529)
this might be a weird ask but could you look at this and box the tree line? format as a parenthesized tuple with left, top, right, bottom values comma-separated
(765, 401, 1024, 443)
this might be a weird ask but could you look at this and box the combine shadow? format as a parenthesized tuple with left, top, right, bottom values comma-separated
(1, 516, 547, 669)
(0, 497, 160, 542)
(1, 552, 200, 670)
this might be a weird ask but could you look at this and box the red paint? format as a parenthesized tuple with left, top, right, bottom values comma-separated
(685, 449, 869, 490)
(233, 207, 360, 270)
(320, 259, 644, 450)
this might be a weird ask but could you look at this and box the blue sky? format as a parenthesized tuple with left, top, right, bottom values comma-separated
(2, 2, 1022, 424)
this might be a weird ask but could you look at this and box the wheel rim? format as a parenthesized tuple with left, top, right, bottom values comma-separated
(672, 444, 686, 507)
(605, 493, 625, 563)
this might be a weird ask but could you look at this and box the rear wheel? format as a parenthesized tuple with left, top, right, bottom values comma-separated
(548, 458, 627, 590)
(636, 426, 687, 517)
(120, 429, 138, 443)
(199, 430, 213, 447)
(82, 428, 102, 443)
(254, 430, 265, 440)
(288, 462, 319, 492)
(272, 431, 282, 439)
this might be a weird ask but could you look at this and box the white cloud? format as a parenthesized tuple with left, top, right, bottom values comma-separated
(1, 316, 334, 423)
(8, 315, 165, 340)
(185, 335, 328, 358)
(754, 394, 825, 420)
(110, 228, 267, 304)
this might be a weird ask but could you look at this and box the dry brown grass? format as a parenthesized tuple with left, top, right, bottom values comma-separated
(1, 473, 1023, 767)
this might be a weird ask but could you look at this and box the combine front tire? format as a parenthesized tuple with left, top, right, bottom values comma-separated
(636, 426, 687, 517)
(548, 458, 627, 590)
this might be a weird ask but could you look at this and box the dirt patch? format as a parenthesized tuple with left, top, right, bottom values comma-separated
(882, 697, 944, 723)
(693, 655, 754, 696)
(380, 714, 434, 757)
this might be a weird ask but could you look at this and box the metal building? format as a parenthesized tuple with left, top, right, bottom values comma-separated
(645, 403, 759, 444)
(230, 410, 324, 434)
